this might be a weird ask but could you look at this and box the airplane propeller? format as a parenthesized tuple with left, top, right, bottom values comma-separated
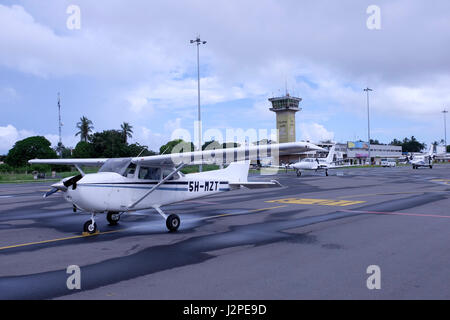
(63, 174, 83, 190)
(43, 187, 59, 198)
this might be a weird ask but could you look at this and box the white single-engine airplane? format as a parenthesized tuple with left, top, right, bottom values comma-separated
(29, 142, 323, 234)
(410, 144, 436, 169)
(290, 145, 353, 176)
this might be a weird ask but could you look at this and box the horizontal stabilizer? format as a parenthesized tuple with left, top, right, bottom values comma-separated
(229, 180, 282, 189)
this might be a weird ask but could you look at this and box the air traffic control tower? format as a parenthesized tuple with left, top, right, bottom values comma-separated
(269, 93, 302, 144)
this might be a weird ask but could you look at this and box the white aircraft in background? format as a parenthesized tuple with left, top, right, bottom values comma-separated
(410, 144, 436, 169)
(29, 142, 323, 234)
(290, 145, 353, 176)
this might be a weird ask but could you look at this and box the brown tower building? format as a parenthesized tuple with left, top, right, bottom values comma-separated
(269, 93, 301, 143)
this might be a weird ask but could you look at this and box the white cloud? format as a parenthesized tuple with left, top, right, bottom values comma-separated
(0, 124, 34, 153)
(164, 118, 182, 132)
(299, 123, 335, 143)
(1, 1, 450, 145)
(0, 125, 80, 154)
(123, 76, 247, 114)
(130, 126, 169, 152)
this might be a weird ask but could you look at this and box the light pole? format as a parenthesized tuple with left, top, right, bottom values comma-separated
(57, 92, 63, 158)
(364, 87, 373, 165)
(443, 109, 448, 152)
(190, 36, 207, 172)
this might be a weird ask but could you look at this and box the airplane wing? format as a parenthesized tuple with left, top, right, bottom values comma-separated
(29, 158, 108, 166)
(229, 180, 283, 189)
(29, 142, 324, 167)
(132, 142, 325, 166)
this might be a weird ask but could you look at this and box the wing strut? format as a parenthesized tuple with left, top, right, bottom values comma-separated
(127, 163, 187, 210)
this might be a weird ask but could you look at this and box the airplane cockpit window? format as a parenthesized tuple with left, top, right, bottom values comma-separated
(138, 166, 161, 180)
(98, 158, 132, 175)
(123, 163, 136, 178)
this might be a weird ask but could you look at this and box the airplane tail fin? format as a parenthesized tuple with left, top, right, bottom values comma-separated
(326, 145, 336, 163)
(428, 144, 435, 156)
(224, 161, 250, 182)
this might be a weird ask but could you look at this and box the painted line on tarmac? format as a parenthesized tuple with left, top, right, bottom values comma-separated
(340, 209, 450, 219)
(336, 190, 450, 199)
(0, 229, 123, 251)
(266, 198, 366, 207)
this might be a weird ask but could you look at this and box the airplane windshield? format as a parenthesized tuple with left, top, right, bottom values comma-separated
(98, 158, 133, 175)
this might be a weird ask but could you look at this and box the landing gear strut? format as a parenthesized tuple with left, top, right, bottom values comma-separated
(154, 206, 180, 232)
(83, 213, 98, 234)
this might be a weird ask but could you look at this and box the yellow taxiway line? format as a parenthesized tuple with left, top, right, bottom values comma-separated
(0, 229, 123, 251)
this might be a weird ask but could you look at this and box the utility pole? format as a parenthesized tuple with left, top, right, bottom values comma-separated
(364, 87, 373, 165)
(443, 109, 448, 151)
(190, 36, 207, 172)
(57, 92, 63, 158)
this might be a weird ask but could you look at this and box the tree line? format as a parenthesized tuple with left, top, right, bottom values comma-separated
(0, 116, 242, 172)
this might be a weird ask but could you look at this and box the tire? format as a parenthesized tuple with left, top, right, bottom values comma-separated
(325, 170, 329, 176)
(166, 214, 180, 232)
(83, 220, 98, 234)
(430, 165, 433, 169)
(107, 212, 120, 225)
(296, 170, 302, 177)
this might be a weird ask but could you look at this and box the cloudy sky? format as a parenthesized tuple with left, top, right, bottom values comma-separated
(1, 0, 449, 154)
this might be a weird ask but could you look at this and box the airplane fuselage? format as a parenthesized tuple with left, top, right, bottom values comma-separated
(63, 172, 231, 213)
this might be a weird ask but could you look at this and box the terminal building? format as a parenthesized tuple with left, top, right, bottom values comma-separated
(309, 142, 403, 165)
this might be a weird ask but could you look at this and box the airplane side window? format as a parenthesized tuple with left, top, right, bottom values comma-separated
(162, 168, 179, 180)
(138, 167, 161, 180)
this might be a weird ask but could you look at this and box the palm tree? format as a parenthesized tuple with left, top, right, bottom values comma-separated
(75, 116, 94, 142)
(120, 122, 133, 144)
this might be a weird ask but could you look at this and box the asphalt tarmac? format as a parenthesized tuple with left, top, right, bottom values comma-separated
(0, 165, 449, 299)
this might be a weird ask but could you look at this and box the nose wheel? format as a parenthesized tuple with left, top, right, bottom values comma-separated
(83, 213, 98, 235)
(83, 220, 98, 234)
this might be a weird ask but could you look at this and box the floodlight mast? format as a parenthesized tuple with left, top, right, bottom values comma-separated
(443, 109, 448, 151)
(364, 87, 373, 165)
(190, 36, 207, 172)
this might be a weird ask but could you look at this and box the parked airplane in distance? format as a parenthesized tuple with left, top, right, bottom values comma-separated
(290, 145, 353, 176)
(410, 144, 436, 169)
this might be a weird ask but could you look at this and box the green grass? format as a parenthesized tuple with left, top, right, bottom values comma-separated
(0, 168, 99, 184)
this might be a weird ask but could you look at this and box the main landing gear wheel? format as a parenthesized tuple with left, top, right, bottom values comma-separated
(429, 165, 433, 169)
(166, 214, 180, 232)
(83, 220, 98, 234)
(325, 170, 329, 176)
(296, 170, 302, 177)
(107, 212, 120, 226)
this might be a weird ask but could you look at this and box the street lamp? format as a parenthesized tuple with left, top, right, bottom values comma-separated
(364, 87, 373, 165)
(443, 109, 448, 152)
(190, 36, 207, 172)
